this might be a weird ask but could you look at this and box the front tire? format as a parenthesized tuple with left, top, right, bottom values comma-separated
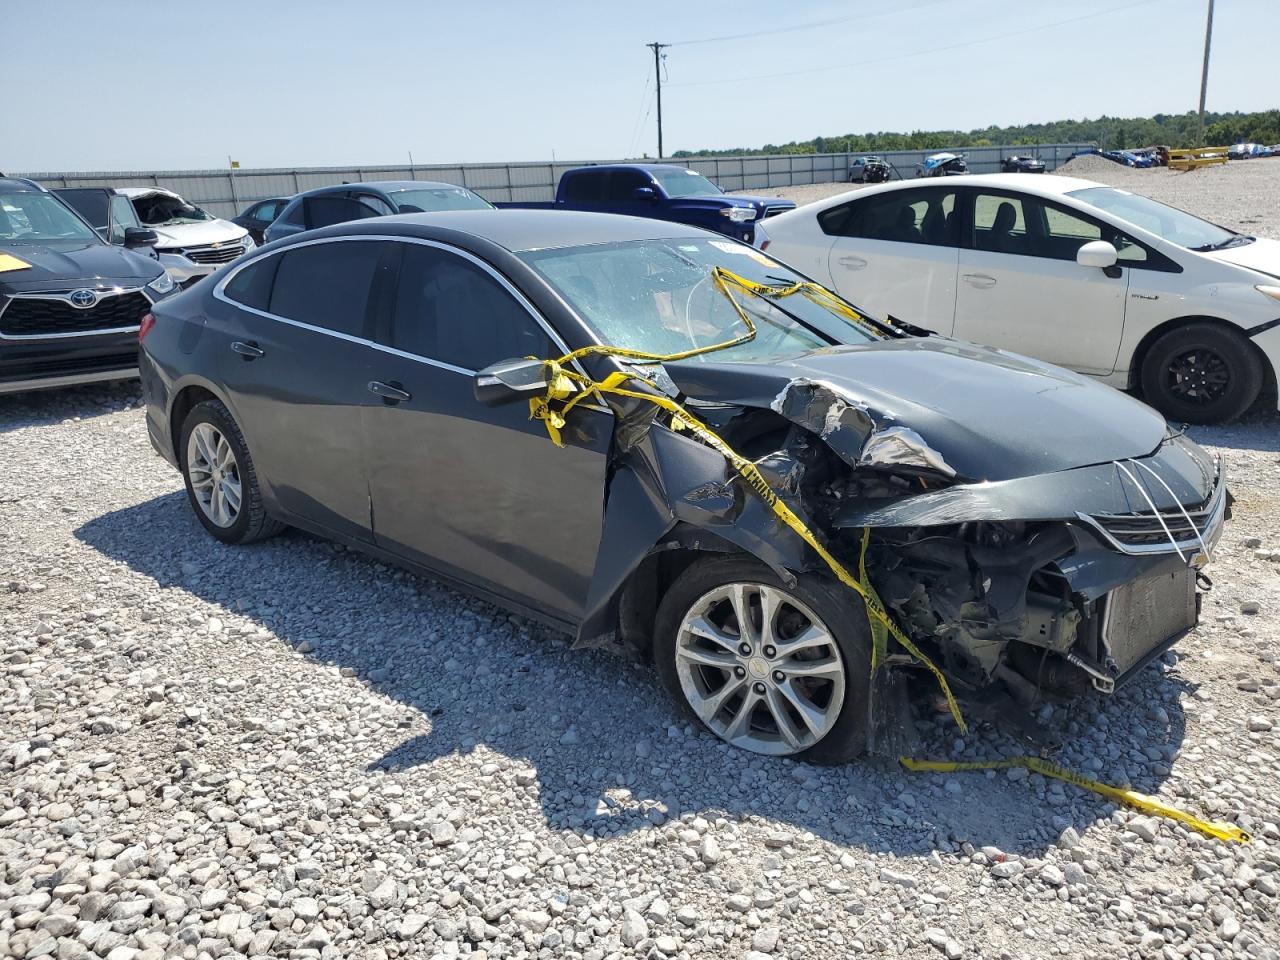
(179, 399, 284, 544)
(654, 556, 872, 764)
(1139, 323, 1263, 424)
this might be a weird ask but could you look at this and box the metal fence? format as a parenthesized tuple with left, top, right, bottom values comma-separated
(19, 144, 1094, 220)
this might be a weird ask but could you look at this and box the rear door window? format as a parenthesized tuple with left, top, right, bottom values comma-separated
(820, 188, 957, 246)
(268, 240, 385, 337)
(385, 242, 554, 371)
(560, 171, 607, 204)
(302, 194, 383, 230)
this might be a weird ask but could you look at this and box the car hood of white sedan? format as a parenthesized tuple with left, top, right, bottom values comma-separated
(1200, 235, 1280, 278)
(151, 220, 248, 249)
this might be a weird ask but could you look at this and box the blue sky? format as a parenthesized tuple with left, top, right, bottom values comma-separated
(6, 0, 1276, 172)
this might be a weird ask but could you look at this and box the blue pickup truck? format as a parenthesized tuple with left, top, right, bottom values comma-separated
(500, 163, 795, 244)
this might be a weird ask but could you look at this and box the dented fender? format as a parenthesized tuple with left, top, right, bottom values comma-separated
(574, 424, 817, 648)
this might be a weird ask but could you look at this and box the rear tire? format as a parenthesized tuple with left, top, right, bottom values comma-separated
(179, 399, 284, 544)
(654, 555, 872, 764)
(1139, 322, 1263, 424)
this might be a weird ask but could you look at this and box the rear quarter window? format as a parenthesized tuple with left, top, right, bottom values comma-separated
(222, 255, 280, 312)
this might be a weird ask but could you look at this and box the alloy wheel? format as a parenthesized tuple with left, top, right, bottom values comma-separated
(186, 422, 242, 528)
(1167, 347, 1230, 404)
(674, 582, 846, 756)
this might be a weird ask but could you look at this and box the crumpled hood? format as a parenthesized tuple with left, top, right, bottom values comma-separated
(664, 337, 1170, 482)
(150, 219, 247, 249)
(0, 241, 164, 291)
(1201, 236, 1280, 278)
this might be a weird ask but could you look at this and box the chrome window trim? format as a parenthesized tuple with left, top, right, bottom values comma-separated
(212, 234, 582, 377)
(0, 286, 150, 341)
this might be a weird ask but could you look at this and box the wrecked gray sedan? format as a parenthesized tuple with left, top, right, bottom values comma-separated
(139, 210, 1226, 764)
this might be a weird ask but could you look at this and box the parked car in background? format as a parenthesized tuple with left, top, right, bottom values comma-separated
(1000, 155, 1046, 173)
(497, 164, 794, 244)
(122, 187, 254, 288)
(847, 156, 891, 183)
(754, 173, 1280, 423)
(56, 187, 156, 250)
(264, 181, 492, 244)
(917, 153, 968, 177)
(140, 209, 1224, 762)
(233, 197, 291, 245)
(1, 177, 175, 394)
(1228, 142, 1272, 160)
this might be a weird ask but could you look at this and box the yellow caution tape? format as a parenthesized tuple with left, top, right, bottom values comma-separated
(529, 267, 967, 732)
(900, 756, 1250, 843)
(0, 253, 33, 273)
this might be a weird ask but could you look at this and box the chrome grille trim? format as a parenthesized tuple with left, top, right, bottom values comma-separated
(1075, 457, 1226, 559)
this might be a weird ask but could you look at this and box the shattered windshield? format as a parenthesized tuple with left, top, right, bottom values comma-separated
(0, 191, 100, 244)
(131, 192, 214, 226)
(520, 238, 883, 363)
(1066, 186, 1244, 251)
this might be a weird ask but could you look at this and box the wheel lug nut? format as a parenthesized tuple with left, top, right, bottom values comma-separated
(752, 682, 766, 695)
(763, 645, 776, 657)
(734, 666, 746, 679)
(738, 643, 752, 656)
(773, 671, 785, 683)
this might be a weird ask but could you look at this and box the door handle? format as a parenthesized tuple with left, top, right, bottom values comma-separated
(368, 380, 411, 404)
(961, 273, 997, 289)
(837, 255, 868, 270)
(231, 340, 264, 359)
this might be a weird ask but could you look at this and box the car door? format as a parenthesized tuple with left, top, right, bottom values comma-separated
(361, 239, 613, 623)
(214, 238, 389, 541)
(823, 186, 960, 332)
(952, 189, 1129, 375)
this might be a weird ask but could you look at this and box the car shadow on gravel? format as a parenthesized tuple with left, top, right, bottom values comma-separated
(78, 491, 1195, 859)
(0, 380, 143, 435)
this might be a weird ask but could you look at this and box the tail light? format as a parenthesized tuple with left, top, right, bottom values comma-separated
(138, 312, 156, 342)
(759, 239, 771, 251)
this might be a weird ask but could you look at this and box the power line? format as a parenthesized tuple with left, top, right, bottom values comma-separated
(668, 3, 943, 47)
(669, 0, 1162, 88)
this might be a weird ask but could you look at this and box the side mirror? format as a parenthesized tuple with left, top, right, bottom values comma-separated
(124, 227, 158, 248)
(474, 357, 556, 406)
(632, 186, 658, 202)
(1076, 239, 1118, 269)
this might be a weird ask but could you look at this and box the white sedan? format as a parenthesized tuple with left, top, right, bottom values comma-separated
(755, 174, 1280, 423)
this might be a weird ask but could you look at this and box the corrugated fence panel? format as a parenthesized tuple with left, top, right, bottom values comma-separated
(18, 144, 1094, 218)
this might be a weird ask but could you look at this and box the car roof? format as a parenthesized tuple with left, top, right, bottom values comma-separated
(570, 163, 696, 174)
(0, 177, 47, 194)
(320, 208, 715, 252)
(795, 173, 1104, 213)
(291, 180, 466, 199)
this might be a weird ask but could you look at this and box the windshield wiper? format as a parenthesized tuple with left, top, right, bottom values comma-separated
(1192, 235, 1254, 252)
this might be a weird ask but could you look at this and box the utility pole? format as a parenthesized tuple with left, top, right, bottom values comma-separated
(647, 41, 668, 159)
(1197, 0, 1215, 146)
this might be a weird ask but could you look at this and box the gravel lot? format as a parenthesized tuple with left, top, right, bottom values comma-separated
(4, 160, 1280, 960)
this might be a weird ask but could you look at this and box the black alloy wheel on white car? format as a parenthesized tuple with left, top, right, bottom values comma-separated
(1140, 322, 1264, 424)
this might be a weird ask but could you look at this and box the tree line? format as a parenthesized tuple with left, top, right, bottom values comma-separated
(670, 109, 1280, 158)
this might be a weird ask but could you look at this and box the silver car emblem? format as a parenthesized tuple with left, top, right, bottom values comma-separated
(69, 289, 98, 309)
